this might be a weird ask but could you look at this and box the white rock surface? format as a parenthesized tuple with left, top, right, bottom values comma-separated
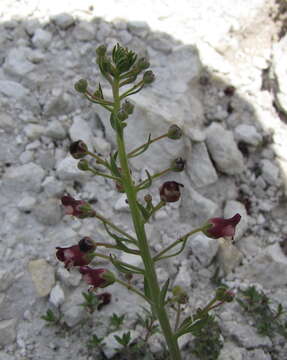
(205, 123, 245, 175)
(234, 124, 262, 146)
(32, 29, 52, 49)
(28, 259, 55, 297)
(49, 283, 65, 307)
(0, 319, 17, 346)
(188, 233, 219, 268)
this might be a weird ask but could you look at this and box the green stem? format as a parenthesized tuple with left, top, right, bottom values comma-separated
(174, 303, 182, 331)
(87, 166, 121, 181)
(136, 168, 171, 190)
(153, 228, 203, 261)
(113, 76, 182, 360)
(86, 151, 109, 167)
(128, 133, 168, 158)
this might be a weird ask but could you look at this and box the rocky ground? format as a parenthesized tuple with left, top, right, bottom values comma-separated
(1, 0, 287, 359)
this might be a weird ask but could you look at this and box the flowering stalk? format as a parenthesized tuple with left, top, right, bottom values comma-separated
(56, 44, 243, 360)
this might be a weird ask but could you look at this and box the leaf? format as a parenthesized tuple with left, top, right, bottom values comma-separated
(137, 201, 150, 221)
(129, 134, 152, 158)
(109, 151, 120, 177)
(159, 279, 170, 307)
(104, 224, 139, 252)
(110, 255, 144, 275)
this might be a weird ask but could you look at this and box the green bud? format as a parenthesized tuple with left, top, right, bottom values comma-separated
(167, 124, 183, 140)
(96, 44, 107, 57)
(172, 286, 188, 304)
(101, 269, 116, 287)
(74, 79, 88, 93)
(77, 159, 90, 171)
(137, 57, 150, 70)
(143, 70, 155, 84)
(170, 157, 185, 172)
(122, 100, 134, 115)
(117, 110, 128, 121)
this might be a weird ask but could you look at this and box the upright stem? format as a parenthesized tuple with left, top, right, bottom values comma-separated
(112, 76, 181, 360)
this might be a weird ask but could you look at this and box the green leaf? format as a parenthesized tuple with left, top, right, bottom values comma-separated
(129, 134, 152, 158)
(159, 279, 170, 307)
(137, 201, 150, 221)
(103, 223, 137, 246)
(110, 255, 144, 275)
(109, 151, 120, 176)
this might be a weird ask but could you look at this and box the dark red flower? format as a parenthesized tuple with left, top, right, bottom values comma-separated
(61, 195, 95, 218)
(56, 244, 93, 269)
(79, 266, 115, 290)
(203, 213, 241, 239)
(69, 140, 88, 159)
(96, 292, 112, 310)
(159, 181, 184, 202)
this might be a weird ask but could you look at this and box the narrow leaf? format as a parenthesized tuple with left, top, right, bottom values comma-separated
(159, 279, 170, 306)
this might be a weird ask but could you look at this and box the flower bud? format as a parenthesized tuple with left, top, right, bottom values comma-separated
(117, 109, 128, 122)
(202, 213, 241, 240)
(144, 194, 152, 203)
(170, 157, 185, 172)
(78, 237, 96, 252)
(74, 79, 88, 93)
(167, 124, 182, 140)
(77, 159, 89, 171)
(137, 57, 150, 70)
(61, 195, 96, 218)
(96, 44, 107, 57)
(159, 181, 184, 203)
(69, 140, 88, 159)
(143, 70, 155, 84)
(172, 286, 189, 304)
(122, 100, 134, 115)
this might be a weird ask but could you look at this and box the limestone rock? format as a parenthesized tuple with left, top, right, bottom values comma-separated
(186, 142, 218, 188)
(0, 80, 29, 99)
(188, 233, 219, 269)
(238, 243, 287, 288)
(32, 29, 52, 49)
(217, 238, 243, 275)
(49, 283, 65, 307)
(33, 198, 62, 225)
(69, 116, 94, 150)
(56, 156, 89, 181)
(3, 47, 34, 77)
(51, 13, 75, 30)
(28, 259, 55, 297)
(0, 319, 17, 346)
(260, 159, 280, 186)
(61, 288, 86, 327)
(205, 123, 245, 175)
(2, 163, 45, 193)
(234, 124, 262, 146)
(73, 22, 95, 41)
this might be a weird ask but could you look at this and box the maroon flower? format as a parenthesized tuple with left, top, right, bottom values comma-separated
(159, 181, 184, 203)
(56, 244, 93, 269)
(79, 266, 115, 290)
(61, 195, 95, 218)
(96, 292, 112, 310)
(203, 213, 241, 239)
(69, 140, 88, 159)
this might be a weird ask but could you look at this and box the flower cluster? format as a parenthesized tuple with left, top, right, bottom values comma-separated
(56, 199, 115, 292)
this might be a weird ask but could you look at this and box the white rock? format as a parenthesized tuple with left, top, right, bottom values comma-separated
(44, 90, 74, 116)
(96, 22, 111, 42)
(3, 47, 34, 77)
(261, 159, 280, 186)
(28, 259, 55, 297)
(173, 259, 192, 288)
(51, 13, 75, 29)
(120, 252, 142, 268)
(42, 176, 64, 197)
(0, 351, 15, 360)
(73, 22, 95, 41)
(180, 186, 218, 226)
(17, 195, 36, 212)
(0, 80, 29, 99)
(218, 341, 244, 360)
(24, 124, 46, 140)
(217, 239, 243, 275)
(234, 124, 262, 146)
(0, 319, 17, 346)
(46, 120, 67, 140)
(127, 21, 149, 38)
(56, 156, 89, 181)
(33, 199, 62, 225)
(186, 142, 218, 188)
(114, 194, 129, 212)
(69, 116, 94, 149)
(19, 150, 34, 164)
(61, 288, 86, 327)
(57, 267, 82, 287)
(49, 283, 65, 307)
(94, 136, 111, 154)
(0, 270, 14, 292)
(188, 233, 219, 268)
(2, 163, 45, 193)
(224, 200, 248, 241)
(238, 243, 287, 288)
(205, 123, 245, 175)
(32, 29, 52, 49)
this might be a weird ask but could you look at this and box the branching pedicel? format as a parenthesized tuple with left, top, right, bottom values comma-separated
(56, 43, 241, 360)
